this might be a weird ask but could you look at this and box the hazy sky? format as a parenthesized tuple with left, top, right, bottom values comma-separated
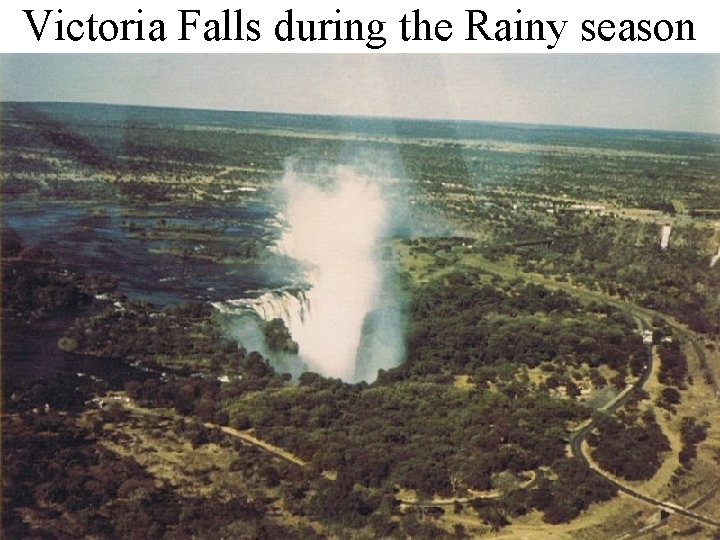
(2, 54, 719, 133)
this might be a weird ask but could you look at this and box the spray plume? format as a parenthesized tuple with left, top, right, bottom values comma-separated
(275, 165, 402, 381)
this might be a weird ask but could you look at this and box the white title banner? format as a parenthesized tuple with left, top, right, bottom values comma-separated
(0, 0, 716, 53)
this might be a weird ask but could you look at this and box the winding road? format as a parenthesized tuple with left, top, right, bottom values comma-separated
(461, 257, 720, 529)
(566, 315, 720, 529)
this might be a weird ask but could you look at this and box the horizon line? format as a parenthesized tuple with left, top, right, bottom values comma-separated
(3, 98, 720, 137)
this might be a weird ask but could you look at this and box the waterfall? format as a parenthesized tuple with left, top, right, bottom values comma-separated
(211, 288, 311, 333)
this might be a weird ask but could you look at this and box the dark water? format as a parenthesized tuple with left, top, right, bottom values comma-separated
(2, 199, 288, 305)
(2, 197, 288, 387)
(2, 313, 151, 389)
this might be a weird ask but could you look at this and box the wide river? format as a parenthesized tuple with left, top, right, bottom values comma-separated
(2, 197, 291, 386)
(2, 198, 290, 304)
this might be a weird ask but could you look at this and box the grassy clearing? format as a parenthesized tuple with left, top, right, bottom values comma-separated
(91, 408, 240, 498)
(453, 374, 476, 391)
(637, 349, 683, 499)
(82, 401, 326, 535)
(470, 499, 647, 539)
(658, 340, 720, 514)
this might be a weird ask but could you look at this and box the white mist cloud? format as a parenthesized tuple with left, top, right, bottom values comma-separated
(278, 166, 388, 380)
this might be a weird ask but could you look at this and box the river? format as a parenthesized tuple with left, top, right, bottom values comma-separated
(2, 198, 293, 304)
(2, 196, 291, 387)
